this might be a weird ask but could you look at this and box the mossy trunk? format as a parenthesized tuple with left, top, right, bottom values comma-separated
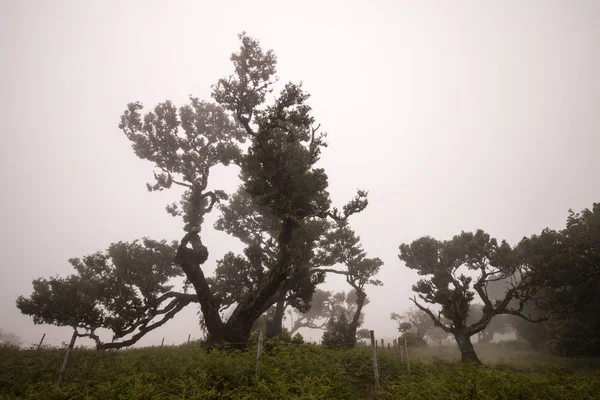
(266, 294, 287, 338)
(455, 332, 482, 365)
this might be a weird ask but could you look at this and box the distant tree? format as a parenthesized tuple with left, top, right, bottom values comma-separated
(399, 230, 550, 364)
(320, 222, 383, 344)
(391, 308, 453, 345)
(398, 322, 412, 333)
(356, 328, 371, 341)
(467, 303, 510, 344)
(321, 311, 354, 347)
(428, 326, 451, 345)
(289, 289, 371, 338)
(0, 329, 21, 346)
(288, 289, 333, 334)
(391, 309, 432, 341)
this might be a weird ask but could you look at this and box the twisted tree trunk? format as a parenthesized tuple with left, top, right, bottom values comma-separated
(455, 332, 482, 365)
(266, 292, 287, 338)
(347, 289, 366, 346)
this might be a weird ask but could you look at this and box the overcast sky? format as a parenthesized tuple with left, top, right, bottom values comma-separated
(1, 0, 598, 347)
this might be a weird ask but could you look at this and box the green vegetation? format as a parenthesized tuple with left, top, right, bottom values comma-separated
(9, 30, 600, 399)
(1, 342, 598, 399)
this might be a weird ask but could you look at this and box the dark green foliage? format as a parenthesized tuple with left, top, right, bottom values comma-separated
(19, 33, 373, 347)
(119, 97, 242, 231)
(399, 331, 428, 348)
(16, 239, 185, 349)
(511, 204, 600, 357)
(322, 311, 355, 347)
(291, 333, 305, 345)
(399, 229, 547, 364)
(1, 343, 598, 399)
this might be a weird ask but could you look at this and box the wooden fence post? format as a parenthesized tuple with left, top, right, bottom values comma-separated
(161, 337, 165, 347)
(37, 333, 46, 350)
(187, 334, 191, 344)
(256, 331, 264, 380)
(370, 330, 380, 391)
(56, 330, 78, 386)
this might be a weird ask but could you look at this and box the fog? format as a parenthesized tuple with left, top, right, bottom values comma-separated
(1, 0, 598, 347)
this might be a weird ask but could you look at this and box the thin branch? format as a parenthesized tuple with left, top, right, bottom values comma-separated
(410, 297, 453, 333)
(171, 178, 192, 188)
(311, 268, 349, 276)
(502, 309, 551, 323)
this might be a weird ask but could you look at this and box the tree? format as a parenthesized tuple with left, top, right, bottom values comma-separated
(391, 308, 453, 345)
(212, 187, 336, 338)
(0, 330, 21, 346)
(18, 33, 372, 347)
(288, 288, 370, 337)
(391, 309, 432, 342)
(399, 230, 549, 364)
(510, 204, 600, 356)
(211, 184, 378, 340)
(16, 239, 191, 349)
(175, 34, 368, 344)
(428, 326, 451, 346)
(320, 222, 383, 344)
(287, 289, 334, 334)
(321, 311, 354, 347)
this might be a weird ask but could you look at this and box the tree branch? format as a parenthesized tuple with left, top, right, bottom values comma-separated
(97, 297, 193, 350)
(202, 191, 218, 214)
(311, 268, 349, 276)
(410, 297, 453, 333)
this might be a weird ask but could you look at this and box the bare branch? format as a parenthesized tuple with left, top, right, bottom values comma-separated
(410, 297, 452, 333)
(311, 268, 349, 276)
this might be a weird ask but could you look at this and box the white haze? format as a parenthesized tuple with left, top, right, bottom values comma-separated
(1, 0, 598, 346)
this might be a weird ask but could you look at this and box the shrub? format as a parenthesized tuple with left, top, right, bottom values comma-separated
(399, 332, 428, 348)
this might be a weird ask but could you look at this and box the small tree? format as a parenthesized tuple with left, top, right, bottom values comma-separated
(399, 230, 549, 364)
(0, 330, 21, 346)
(16, 239, 189, 349)
(320, 222, 383, 344)
(391, 309, 432, 342)
(321, 311, 354, 347)
(288, 289, 333, 334)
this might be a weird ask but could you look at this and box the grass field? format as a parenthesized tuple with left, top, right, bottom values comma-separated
(1, 341, 598, 399)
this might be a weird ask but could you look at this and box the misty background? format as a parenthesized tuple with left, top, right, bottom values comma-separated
(1, 0, 598, 347)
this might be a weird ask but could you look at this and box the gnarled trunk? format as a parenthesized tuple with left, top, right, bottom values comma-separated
(455, 332, 482, 365)
(266, 293, 287, 338)
(177, 217, 299, 346)
(176, 231, 225, 343)
(347, 289, 366, 346)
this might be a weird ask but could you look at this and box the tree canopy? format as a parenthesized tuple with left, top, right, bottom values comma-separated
(398, 229, 550, 364)
(16, 33, 378, 348)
